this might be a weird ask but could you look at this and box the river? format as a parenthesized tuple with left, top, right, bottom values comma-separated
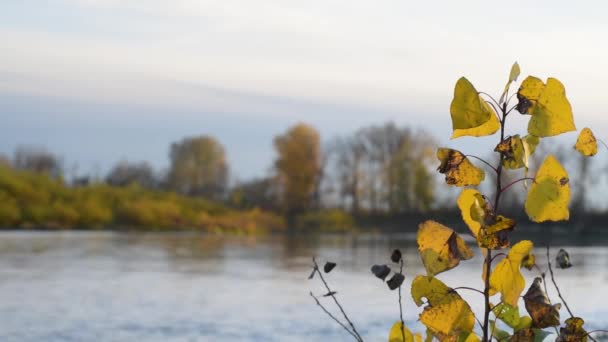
(0, 230, 606, 341)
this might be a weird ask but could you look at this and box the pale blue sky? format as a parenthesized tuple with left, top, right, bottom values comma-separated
(1, 0, 607, 182)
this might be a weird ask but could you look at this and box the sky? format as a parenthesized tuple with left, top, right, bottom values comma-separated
(1, 0, 608, 183)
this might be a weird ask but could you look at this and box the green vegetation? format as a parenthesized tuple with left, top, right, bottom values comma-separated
(0, 165, 283, 233)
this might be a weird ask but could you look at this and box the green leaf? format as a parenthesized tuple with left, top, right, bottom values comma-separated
(499, 62, 521, 104)
(517, 76, 576, 137)
(492, 302, 521, 329)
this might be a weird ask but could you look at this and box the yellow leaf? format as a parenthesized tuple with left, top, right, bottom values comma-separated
(411, 275, 454, 306)
(417, 220, 474, 276)
(523, 277, 561, 328)
(522, 135, 540, 172)
(499, 62, 521, 104)
(410, 276, 475, 340)
(477, 215, 515, 250)
(489, 240, 534, 306)
(437, 148, 485, 186)
(450, 77, 500, 138)
(525, 155, 570, 222)
(574, 127, 598, 157)
(517, 76, 576, 137)
(557, 317, 588, 342)
(457, 189, 484, 239)
(456, 189, 515, 249)
(451, 113, 500, 139)
(389, 321, 414, 342)
(419, 300, 475, 339)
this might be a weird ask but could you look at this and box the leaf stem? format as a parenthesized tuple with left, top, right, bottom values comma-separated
(466, 155, 499, 173)
(490, 252, 506, 263)
(500, 177, 535, 193)
(546, 247, 575, 318)
(479, 92, 501, 108)
(505, 104, 518, 115)
(452, 286, 485, 295)
(311, 257, 364, 341)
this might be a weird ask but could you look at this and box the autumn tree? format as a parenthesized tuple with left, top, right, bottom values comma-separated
(273, 123, 321, 221)
(167, 136, 228, 199)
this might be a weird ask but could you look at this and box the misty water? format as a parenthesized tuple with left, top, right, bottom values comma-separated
(0, 230, 606, 341)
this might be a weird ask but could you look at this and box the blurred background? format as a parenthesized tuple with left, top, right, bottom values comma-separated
(0, 1, 607, 341)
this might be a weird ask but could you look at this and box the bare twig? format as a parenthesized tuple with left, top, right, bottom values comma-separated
(311, 257, 364, 342)
(535, 265, 560, 336)
(546, 247, 574, 318)
(310, 291, 360, 341)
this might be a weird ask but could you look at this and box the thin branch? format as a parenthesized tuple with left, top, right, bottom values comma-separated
(309, 292, 360, 341)
(500, 177, 535, 193)
(466, 155, 499, 173)
(452, 286, 485, 296)
(546, 247, 575, 318)
(599, 139, 608, 151)
(311, 257, 364, 342)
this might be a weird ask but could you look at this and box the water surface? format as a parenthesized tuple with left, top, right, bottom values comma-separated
(0, 231, 606, 341)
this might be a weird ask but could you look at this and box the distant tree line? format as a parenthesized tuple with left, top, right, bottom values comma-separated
(2, 121, 602, 230)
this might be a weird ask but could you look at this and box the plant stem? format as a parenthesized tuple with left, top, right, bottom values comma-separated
(311, 257, 364, 342)
(398, 259, 405, 342)
(599, 139, 608, 151)
(483, 102, 508, 342)
(546, 247, 575, 318)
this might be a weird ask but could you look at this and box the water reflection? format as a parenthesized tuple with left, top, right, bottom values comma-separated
(0, 230, 606, 341)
